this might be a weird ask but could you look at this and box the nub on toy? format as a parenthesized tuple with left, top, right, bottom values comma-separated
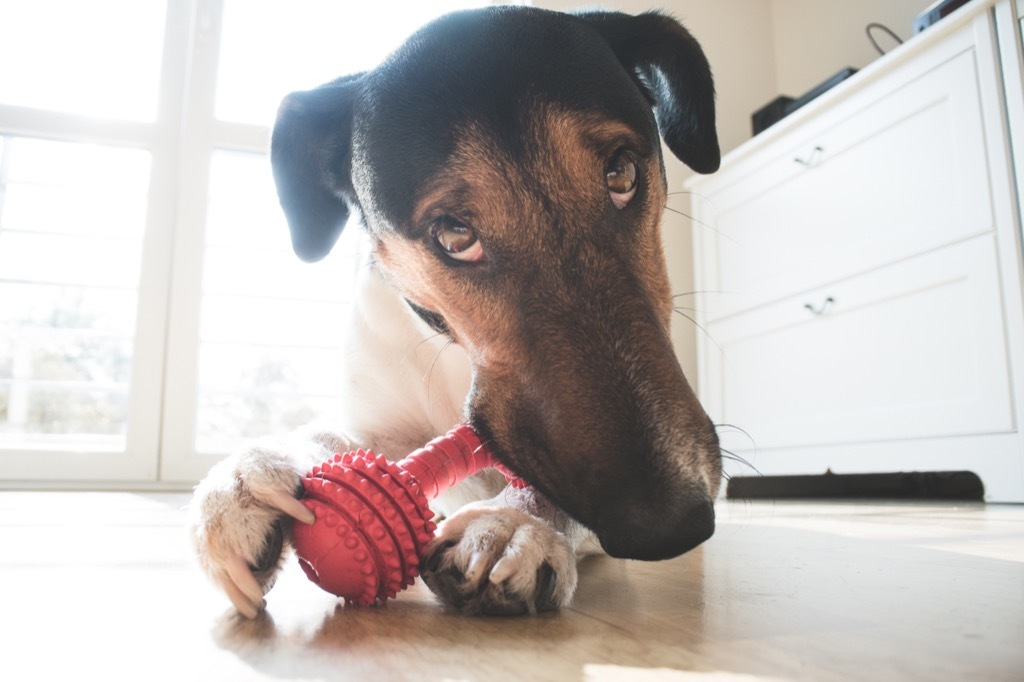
(292, 425, 520, 605)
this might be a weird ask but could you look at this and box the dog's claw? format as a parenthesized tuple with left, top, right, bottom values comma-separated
(536, 563, 557, 609)
(265, 489, 315, 525)
(227, 555, 265, 604)
(221, 572, 261, 619)
(466, 551, 489, 584)
(488, 554, 520, 585)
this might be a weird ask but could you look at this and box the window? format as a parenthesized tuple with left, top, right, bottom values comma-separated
(0, 0, 500, 485)
(0, 138, 150, 452)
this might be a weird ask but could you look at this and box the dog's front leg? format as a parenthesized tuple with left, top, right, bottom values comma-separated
(188, 427, 355, 618)
(420, 486, 598, 615)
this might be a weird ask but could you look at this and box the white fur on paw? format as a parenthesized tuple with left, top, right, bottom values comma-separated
(420, 506, 578, 615)
(189, 438, 323, 616)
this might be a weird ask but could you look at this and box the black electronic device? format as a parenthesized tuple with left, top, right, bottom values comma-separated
(913, 0, 972, 34)
(752, 96, 795, 136)
(751, 67, 858, 136)
(787, 66, 858, 113)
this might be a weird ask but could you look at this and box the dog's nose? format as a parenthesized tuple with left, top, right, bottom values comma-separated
(595, 492, 715, 561)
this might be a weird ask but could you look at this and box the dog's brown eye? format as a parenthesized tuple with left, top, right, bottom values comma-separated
(433, 220, 484, 262)
(606, 153, 638, 209)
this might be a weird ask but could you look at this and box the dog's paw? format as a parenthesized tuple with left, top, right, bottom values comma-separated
(420, 506, 578, 615)
(189, 440, 320, 618)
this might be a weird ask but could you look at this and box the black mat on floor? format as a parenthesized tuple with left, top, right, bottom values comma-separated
(726, 470, 984, 501)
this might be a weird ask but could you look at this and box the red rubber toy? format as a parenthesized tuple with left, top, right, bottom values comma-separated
(292, 425, 513, 605)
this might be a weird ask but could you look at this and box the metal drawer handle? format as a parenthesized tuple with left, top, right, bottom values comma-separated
(794, 145, 824, 166)
(804, 297, 834, 316)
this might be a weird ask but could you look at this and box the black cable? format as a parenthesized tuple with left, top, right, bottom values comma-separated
(866, 22, 904, 56)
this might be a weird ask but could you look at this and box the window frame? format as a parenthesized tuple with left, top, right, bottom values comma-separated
(0, 0, 277, 485)
(0, 0, 194, 484)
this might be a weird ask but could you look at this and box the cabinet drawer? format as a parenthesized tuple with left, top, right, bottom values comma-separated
(704, 236, 1014, 450)
(703, 49, 992, 319)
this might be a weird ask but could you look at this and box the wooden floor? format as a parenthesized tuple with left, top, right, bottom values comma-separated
(1, 493, 1021, 681)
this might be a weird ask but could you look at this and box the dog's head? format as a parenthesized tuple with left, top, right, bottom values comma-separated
(271, 7, 722, 560)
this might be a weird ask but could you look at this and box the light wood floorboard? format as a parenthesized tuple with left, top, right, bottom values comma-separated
(1, 492, 1021, 681)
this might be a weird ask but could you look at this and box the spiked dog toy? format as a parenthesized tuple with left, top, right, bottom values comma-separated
(292, 425, 521, 605)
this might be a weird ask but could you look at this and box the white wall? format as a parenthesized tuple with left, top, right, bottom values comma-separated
(770, 0, 934, 95)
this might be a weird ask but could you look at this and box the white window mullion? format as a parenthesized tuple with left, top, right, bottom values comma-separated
(135, 0, 204, 484)
(160, 0, 230, 482)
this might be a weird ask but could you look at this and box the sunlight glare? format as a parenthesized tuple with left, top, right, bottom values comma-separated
(0, 0, 166, 121)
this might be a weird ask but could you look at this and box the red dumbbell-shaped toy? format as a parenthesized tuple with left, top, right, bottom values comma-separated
(293, 425, 519, 605)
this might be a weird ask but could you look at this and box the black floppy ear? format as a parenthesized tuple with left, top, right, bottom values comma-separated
(580, 12, 720, 174)
(270, 74, 364, 262)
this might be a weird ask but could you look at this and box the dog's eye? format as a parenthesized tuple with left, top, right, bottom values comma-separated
(606, 152, 638, 209)
(433, 220, 484, 262)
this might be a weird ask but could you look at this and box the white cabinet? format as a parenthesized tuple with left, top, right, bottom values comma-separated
(706, 236, 1013, 448)
(688, 0, 1024, 502)
(705, 48, 992, 320)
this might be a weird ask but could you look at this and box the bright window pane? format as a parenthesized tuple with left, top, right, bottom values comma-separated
(0, 0, 167, 121)
(0, 137, 151, 450)
(215, 0, 490, 125)
(195, 151, 362, 453)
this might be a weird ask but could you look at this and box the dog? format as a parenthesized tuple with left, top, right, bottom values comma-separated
(190, 5, 722, 618)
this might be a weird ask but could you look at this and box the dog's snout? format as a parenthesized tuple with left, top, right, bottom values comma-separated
(468, 286, 723, 563)
(595, 488, 715, 561)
